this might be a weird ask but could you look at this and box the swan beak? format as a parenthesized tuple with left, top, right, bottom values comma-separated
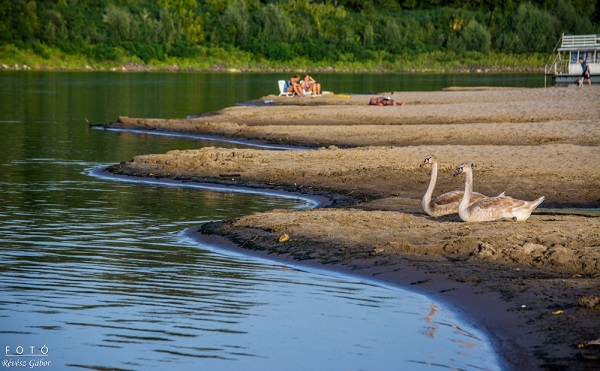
(420, 156, 434, 167)
(453, 168, 462, 177)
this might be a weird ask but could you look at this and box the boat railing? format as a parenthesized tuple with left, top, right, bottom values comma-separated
(561, 34, 600, 48)
(545, 34, 568, 75)
(545, 54, 569, 75)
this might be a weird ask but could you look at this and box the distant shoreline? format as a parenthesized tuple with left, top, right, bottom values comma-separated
(0, 63, 545, 73)
(0, 47, 546, 74)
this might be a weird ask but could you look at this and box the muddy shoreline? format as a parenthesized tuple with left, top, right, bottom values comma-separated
(104, 87, 600, 370)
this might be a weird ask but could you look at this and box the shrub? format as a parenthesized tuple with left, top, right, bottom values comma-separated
(513, 3, 557, 53)
(460, 19, 491, 52)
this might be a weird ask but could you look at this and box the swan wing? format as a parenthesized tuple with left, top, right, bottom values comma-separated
(434, 190, 487, 206)
(463, 196, 517, 221)
(427, 190, 463, 216)
(429, 190, 489, 217)
(471, 191, 487, 202)
(466, 196, 544, 221)
(433, 190, 464, 206)
(471, 196, 517, 211)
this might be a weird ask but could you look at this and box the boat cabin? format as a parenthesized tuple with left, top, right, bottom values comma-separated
(545, 34, 599, 86)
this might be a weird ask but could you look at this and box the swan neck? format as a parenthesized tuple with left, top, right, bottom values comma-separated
(465, 169, 473, 198)
(460, 169, 473, 210)
(423, 162, 438, 207)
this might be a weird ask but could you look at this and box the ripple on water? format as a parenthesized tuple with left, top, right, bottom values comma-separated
(0, 156, 500, 371)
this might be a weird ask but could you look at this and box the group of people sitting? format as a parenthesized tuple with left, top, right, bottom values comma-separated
(284, 74, 322, 96)
(283, 74, 406, 107)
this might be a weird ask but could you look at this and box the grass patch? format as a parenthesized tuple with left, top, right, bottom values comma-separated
(0, 44, 546, 73)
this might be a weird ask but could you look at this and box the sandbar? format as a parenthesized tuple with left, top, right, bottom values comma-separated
(104, 86, 600, 370)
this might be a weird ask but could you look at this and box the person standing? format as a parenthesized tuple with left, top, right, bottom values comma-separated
(578, 57, 592, 87)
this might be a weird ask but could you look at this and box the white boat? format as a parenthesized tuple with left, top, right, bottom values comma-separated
(545, 34, 599, 86)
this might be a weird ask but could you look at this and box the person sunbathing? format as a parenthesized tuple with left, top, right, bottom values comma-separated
(285, 74, 304, 96)
(302, 74, 322, 95)
(368, 96, 405, 106)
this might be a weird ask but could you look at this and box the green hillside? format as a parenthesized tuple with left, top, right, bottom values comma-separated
(0, 0, 597, 72)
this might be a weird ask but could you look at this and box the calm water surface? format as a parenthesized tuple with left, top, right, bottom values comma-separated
(0, 71, 539, 370)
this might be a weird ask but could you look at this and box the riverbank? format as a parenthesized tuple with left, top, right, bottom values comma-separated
(104, 87, 600, 370)
(0, 45, 546, 73)
(0, 60, 546, 73)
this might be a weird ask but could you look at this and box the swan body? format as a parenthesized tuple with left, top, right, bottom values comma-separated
(420, 155, 487, 217)
(453, 162, 544, 222)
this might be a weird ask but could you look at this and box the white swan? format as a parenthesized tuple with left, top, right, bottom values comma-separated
(420, 154, 487, 217)
(453, 162, 544, 222)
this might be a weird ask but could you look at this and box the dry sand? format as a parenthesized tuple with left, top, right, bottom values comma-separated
(103, 86, 600, 370)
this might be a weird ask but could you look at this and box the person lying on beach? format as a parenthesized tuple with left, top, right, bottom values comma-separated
(368, 96, 405, 106)
(302, 74, 321, 95)
(285, 75, 304, 96)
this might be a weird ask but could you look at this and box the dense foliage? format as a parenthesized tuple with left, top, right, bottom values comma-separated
(0, 0, 598, 71)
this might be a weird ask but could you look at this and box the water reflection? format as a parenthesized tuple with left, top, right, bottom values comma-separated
(0, 158, 500, 370)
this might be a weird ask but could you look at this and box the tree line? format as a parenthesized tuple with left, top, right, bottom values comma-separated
(0, 0, 598, 70)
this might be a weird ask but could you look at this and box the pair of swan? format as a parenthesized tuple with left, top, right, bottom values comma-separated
(420, 155, 486, 217)
(421, 155, 544, 222)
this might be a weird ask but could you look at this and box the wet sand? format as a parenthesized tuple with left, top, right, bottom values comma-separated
(104, 86, 600, 370)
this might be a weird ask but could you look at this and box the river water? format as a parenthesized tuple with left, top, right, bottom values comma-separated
(0, 71, 542, 370)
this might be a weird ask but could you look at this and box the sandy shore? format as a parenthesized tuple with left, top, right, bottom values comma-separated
(104, 86, 600, 370)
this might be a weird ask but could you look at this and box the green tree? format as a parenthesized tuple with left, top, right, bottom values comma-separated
(219, 0, 250, 46)
(362, 22, 375, 47)
(512, 2, 557, 53)
(554, 0, 594, 34)
(157, 8, 182, 48)
(137, 9, 161, 43)
(460, 19, 492, 52)
(43, 9, 68, 45)
(158, 0, 204, 43)
(103, 4, 133, 42)
(254, 3, 295, 44)
(0, 0, 39, 45)
(379, 17, 403, 53)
